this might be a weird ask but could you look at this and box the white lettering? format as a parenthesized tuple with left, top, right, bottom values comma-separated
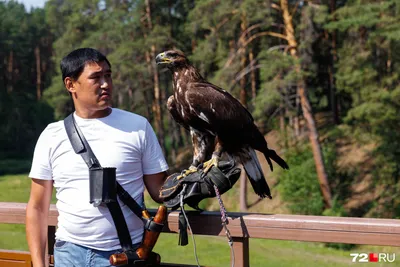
(359, 253, 368, 262)
(350, 253, 359, 263)
(351, 252, 396, 263)
(386, 253, 396, 263)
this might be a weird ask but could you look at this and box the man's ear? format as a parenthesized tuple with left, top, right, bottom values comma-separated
(64, 77, 76, 94)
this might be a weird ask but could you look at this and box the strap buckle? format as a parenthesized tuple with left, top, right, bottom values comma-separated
(143, 217, 164, 232)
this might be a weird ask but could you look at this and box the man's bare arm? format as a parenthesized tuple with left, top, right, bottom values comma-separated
(143, 172, 167, 203)
(26, 178, 53, 267)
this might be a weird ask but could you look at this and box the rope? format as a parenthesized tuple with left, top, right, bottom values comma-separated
(214, 185, 235, 267)
(178, 180, 235, 267)
(180, 184, 201, 267)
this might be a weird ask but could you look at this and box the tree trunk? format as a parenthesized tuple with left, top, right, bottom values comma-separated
(294, 95, 300, 137)
(280, 101, 285, 132)
(239, 12, 249, 210)
(249, 50, 257, 109)
(151, 44, 165, 153)
(386, 46, 392, 73)
(168, 118, 177, 164)
(280, 0, 332, 208)
(239, 171, 248, 211)
(142, 83, 153, 121)
(239, 12, 248, 107)
(128, 87, 134, 111)
(7, 50, 13, 94)
(35, 46, 42, 100)
(145, 0, 165, 153)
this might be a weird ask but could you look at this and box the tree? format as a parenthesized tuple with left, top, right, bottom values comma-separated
(187, 0, 277, 211)
(327, 0, 400, 217)
(0, 1, 54, 158)
(274, 0, 333, 208)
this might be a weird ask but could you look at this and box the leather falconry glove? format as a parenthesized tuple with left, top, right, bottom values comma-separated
(160, 160, 242, 210)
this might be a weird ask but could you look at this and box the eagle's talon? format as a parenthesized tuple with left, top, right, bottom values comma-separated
(201, 157, 219, 175)
(176, 166, 198, 180)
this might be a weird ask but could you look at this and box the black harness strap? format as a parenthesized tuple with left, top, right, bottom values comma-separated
(64, 114, 133, 251)
(116, 183, 163, 233)
(64, 114, 164, 233)
(64, 113, 101, 169)
(107, 201, 133, 251)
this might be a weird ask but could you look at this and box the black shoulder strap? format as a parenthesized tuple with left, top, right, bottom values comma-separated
(64, 114, 101, 169)
(64, 114, 143, 215)
(63, 114, 164, 231)
(64, 113, 136, 251)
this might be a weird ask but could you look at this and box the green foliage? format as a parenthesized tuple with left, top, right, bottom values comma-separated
(327, 0, 400, 218)
(0, 159, 31, 175)
(278, 143, 325, 215)
(0, 1, 55, 159)
(0, 92, 54, 158)
(2, 0, 400, 224)
(254, 50, 298, 122)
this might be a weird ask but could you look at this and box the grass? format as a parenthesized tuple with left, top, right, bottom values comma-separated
(1, 173, 400, 266)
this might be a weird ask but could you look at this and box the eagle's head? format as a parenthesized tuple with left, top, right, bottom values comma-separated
(155, 50, 189, 69)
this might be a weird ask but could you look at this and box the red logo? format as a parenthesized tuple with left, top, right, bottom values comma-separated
(369, 253, 378, 262)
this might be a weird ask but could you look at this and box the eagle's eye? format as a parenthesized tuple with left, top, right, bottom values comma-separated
(169, 52, 179, 58)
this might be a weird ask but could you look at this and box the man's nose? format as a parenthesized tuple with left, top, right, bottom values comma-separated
(100, 77, 108, 88)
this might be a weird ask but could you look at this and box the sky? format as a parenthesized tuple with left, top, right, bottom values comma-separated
(16, 0, 46, 10)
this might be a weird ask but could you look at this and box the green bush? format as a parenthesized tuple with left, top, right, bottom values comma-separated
(0, 159, 31, 175)
(278, 145, 324, 215)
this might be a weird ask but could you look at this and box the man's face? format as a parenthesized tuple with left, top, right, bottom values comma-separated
(66, 61, 113, 111)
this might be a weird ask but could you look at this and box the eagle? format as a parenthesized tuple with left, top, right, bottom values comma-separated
(155, 50, 288, 198)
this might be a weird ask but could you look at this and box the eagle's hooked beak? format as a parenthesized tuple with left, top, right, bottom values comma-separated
(155, 52, 171, 65)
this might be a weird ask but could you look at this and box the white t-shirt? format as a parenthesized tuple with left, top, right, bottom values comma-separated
(29, 108, 168, 250)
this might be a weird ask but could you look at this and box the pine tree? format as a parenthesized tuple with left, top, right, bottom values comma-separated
(327, 0, 400, 217)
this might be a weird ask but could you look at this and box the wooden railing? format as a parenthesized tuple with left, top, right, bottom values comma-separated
(0, 202, 399, 267)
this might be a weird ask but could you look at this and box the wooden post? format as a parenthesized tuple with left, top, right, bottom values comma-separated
(47, 226, 56, 266)
(232, 237, 249, 267)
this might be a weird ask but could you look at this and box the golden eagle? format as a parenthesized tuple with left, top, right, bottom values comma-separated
(156, 50, 288, 198)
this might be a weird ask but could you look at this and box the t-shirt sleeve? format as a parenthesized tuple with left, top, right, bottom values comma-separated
(28, 126, 53, 180)
(141, 120, 169, 175)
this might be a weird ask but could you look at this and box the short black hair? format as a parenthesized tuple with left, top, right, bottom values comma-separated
(60, 48, 111, 82)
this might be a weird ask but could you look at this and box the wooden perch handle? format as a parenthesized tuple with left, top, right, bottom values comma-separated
(109, 205, 167, 266)
(136, 205, 167, 259)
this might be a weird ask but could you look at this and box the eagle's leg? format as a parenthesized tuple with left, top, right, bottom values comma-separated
(177, 165, 198, 180)
(177, 129, 214, 180)
(202, 139, 224, 174)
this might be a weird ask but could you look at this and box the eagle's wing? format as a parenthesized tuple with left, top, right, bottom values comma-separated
(185, 82, 254, 130)
(167, 95, 189, 130)
(167, 95, 214, 167)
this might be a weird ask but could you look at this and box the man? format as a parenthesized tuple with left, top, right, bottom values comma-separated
(26, 48, 168, 267)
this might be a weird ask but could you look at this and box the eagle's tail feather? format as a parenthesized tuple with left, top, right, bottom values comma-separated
(264, 149, 289, 171)
(240, 148, 272, 199)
